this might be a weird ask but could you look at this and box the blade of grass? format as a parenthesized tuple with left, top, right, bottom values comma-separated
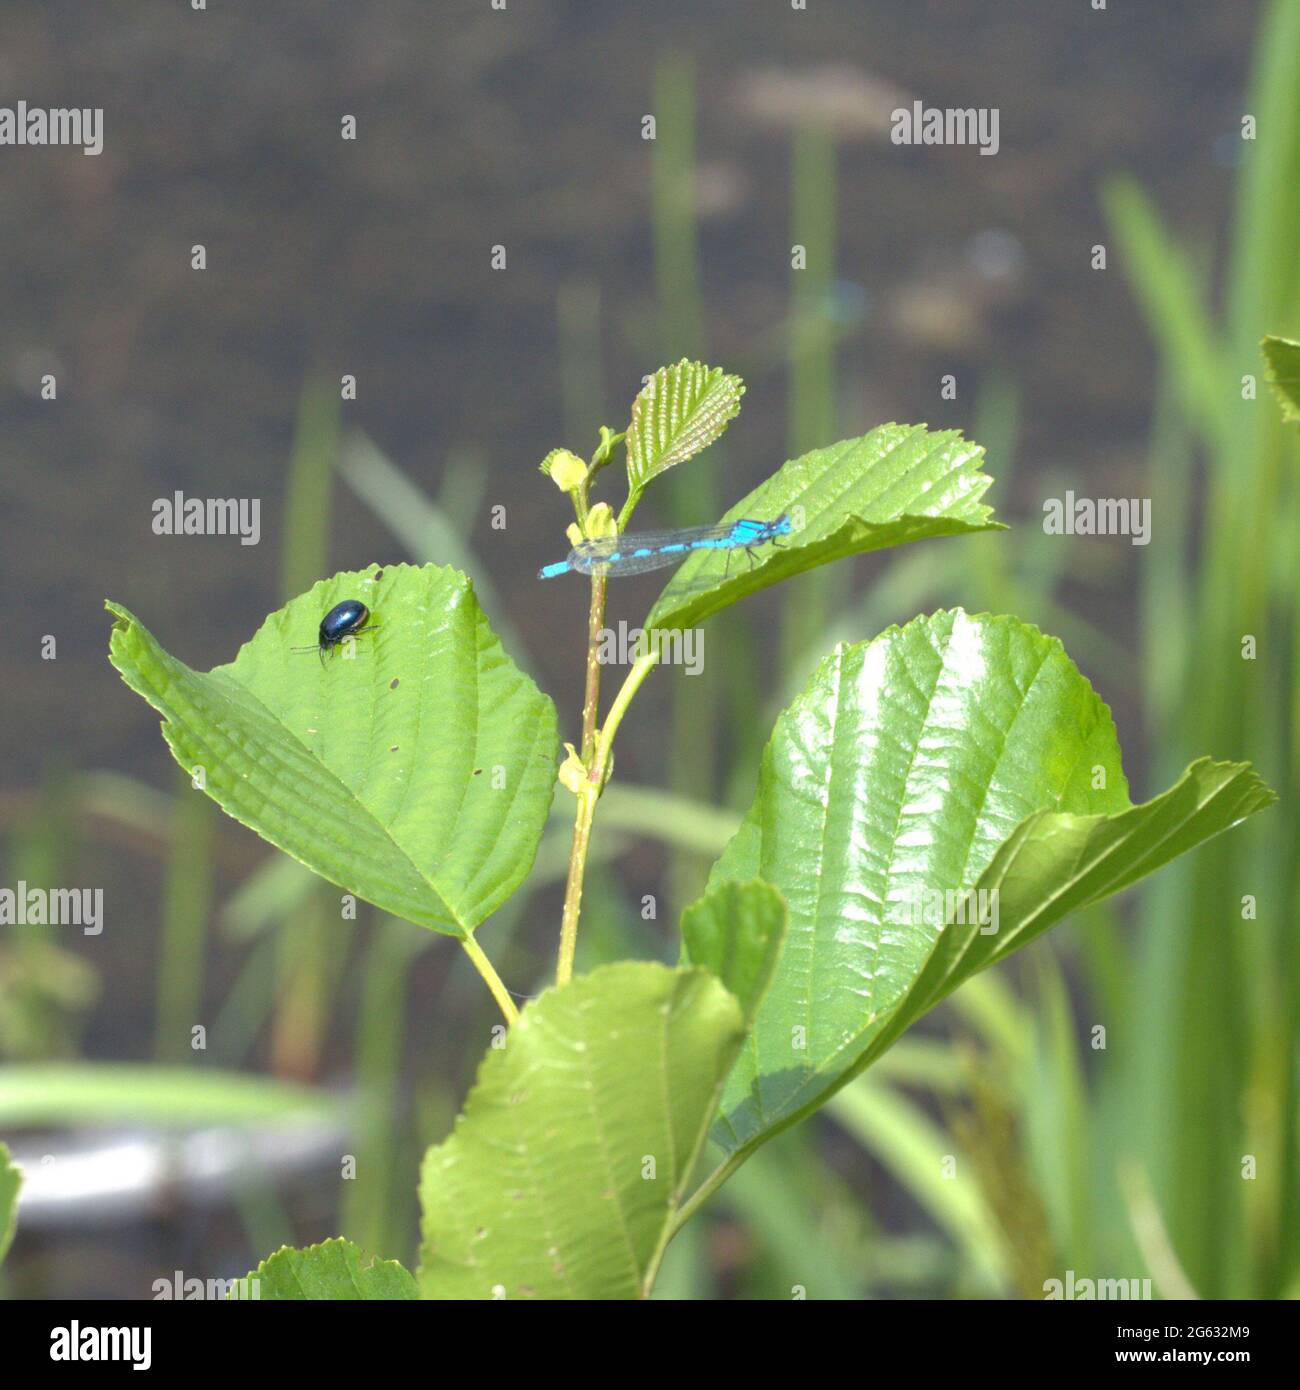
(340, 917, 424, 1258)
(154, 769, 215, 1064)
(828, 1075, 1009, 1293)
(1026, 950, 1092, 1272)
(337, 431, 530, 670)
(279, 377, 338, 598)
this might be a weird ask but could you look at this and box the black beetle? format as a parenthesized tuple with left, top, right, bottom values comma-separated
(294, 599, 373, 665)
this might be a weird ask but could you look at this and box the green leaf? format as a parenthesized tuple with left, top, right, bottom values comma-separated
(236, 1238, 417, 1300)
(679, 879, 786, 1024)
(0, 1143, 20, 1267)
(889, 755, 1272, 1027)
(625, 360, 744, 498)
(106, 564, 557, 937)
(418, 959, 748, 1299)
(646, 423, 1001, 632)
(1262, 334, 1300, 422)
(705, 610, 1274, 1165)
(590, 426, 625, 477)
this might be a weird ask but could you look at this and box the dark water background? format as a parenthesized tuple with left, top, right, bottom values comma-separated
(0, 0, 1263, 1295)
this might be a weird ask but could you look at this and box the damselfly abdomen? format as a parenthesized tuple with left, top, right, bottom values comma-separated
(538, 514, 791, 580)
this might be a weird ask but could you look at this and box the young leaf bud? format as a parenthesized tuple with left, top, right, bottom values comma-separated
(540, 448, 588, 491)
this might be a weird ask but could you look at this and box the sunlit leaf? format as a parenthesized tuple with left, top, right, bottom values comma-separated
(237, 1238, 416, 1300)
(625, 360, 744, 497)
(419, 939, 770, 1299)
(646, 423, 1000, 632)
(704, 610, 1273, 1164)
(679, 878, 786, 1024)
(107, 564, 557, 936)
(1262, 334, 1300, 423)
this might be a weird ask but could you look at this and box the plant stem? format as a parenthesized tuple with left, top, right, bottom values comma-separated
(667, 1149, 746, 1243)
(641, 1145, 748, 1295)
(595, 648, 660, 769)
(556, 780, 599, 987)
(556, 573, 611, 986)
(581, 573, 607, 762)
(556, 649, 661, 985)
(641, 1061, 749, 1295)
(460, 934, 518, 1027)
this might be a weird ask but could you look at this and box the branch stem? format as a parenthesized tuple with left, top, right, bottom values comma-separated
(459, 934, 519, 1027)
(556, 647, 661, 985)
(580, 573, 608, 762)
(667, 1149, 746, 1243)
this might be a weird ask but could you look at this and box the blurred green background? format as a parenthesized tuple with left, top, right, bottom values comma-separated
(0, 0, 1296, 1298)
